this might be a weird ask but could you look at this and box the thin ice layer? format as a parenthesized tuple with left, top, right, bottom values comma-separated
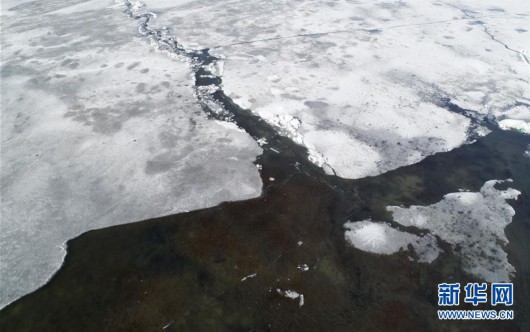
(0, 0, 262, 308)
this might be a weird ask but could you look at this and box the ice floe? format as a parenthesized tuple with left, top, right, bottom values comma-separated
(296, 264, 310, 272)
(498, 119, 530, 134)
(344, 221, 440, 263)
(241, 273, 257, 282)
(276, 288, 304, 307)
(0, 0, 261, 308)
(345, 180, 521, 282)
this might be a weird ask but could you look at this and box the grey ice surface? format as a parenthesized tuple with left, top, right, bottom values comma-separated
(0, 0, 262, 308)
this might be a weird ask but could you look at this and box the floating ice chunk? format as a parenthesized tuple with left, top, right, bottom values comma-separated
(345, 180, 521, 281)
(388, 180, 521, 282)
(276, 289, 304, 307)
(344, 221, 440, 263)
(241, 273, 257, 282)
(162, 321, 174, 330)
(198, 84, 219, 94)
(475, 126, 492, 137)
(498, 119, 530, 135)
(297, 264, 309, 271)
(256, 137, 268, 146)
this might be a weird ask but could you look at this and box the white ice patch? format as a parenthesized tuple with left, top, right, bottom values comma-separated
(498, 119, 530, 135)
(345, 180, 521, 282)
(388, 180, 520, 282)
(198, 84, 219, 94)
(267, 114, 303, 145)
(276, 288, 304, 307)
(296, 264, 309, 271)
(344, 221, 440, 263)
(241, 273, 257, 281)
(256, 137, 268, 146)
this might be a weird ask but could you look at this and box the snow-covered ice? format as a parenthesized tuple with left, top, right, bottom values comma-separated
(499, 119, 530, 135)
(0, 0, 261, 308)
(345, 180, 521, 282)
(138, 0, 529, 178)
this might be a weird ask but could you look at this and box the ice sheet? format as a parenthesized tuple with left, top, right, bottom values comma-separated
(0, 0, 262, 308)
(138, 0, 529, 178)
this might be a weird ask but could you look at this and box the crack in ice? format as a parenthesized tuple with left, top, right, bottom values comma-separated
(212, 14, 514, 49)
(445, 3, 530, 70)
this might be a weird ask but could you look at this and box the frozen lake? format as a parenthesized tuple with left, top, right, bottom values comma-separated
(1, 0, 529, 329)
